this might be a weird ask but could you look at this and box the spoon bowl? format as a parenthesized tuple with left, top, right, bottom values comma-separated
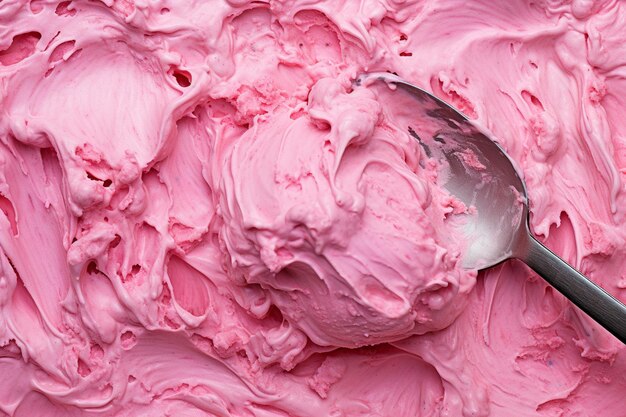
(358, 72, 626, 343)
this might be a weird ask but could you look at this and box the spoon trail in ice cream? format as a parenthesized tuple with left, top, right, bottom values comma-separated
(358, 72, 626, 344)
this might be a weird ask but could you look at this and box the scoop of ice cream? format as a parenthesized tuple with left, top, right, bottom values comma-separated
(218, 77, 476, 347)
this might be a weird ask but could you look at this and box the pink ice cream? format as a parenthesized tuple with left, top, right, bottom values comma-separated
(219, 78, 475, 348)
(1, 0, 626, 416)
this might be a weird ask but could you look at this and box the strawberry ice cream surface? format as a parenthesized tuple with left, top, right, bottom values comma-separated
(1, 0, 626, 416)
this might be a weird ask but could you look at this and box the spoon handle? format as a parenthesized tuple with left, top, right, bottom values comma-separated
(518, 233, 626, 344)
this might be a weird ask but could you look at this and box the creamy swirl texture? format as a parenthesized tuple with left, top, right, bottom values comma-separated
(1, 0, 626, 416)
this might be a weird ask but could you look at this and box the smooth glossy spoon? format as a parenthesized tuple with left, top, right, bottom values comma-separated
(358, 72, 626, 344)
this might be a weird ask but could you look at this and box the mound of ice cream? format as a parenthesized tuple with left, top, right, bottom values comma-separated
(218, 77, 474, 348)
(1, 0, 626, 416)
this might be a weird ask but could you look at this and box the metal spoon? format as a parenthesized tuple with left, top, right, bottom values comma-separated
(358, 72, 626, 344)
